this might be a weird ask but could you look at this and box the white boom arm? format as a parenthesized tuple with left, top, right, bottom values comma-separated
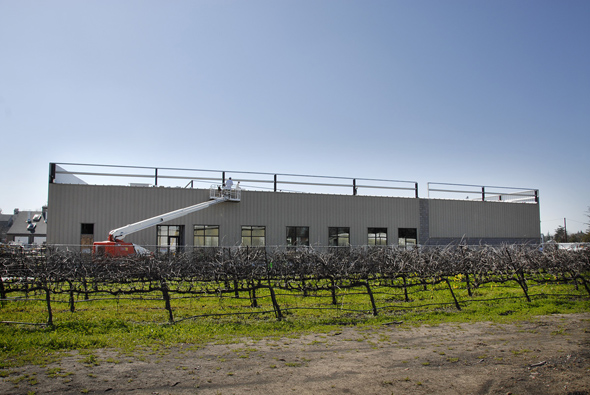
(109, 196, 228, 241)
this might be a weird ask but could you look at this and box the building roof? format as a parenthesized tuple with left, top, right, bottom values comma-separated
(7, 210, 47, 236)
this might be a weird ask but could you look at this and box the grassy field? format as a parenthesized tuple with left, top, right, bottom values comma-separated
(1, 276, 588, 369)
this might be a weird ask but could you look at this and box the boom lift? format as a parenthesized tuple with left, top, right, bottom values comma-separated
(93, 185, 240, 257)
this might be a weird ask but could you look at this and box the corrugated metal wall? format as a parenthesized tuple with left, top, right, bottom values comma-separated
(47, 183, 540, 247)
(427, 199, 540, 239)
(48, 184, 420, 247)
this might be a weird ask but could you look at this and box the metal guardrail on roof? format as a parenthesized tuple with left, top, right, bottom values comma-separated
(49, 162, 419, 198)
(427, 182, 539, 203)
(48, 163, 539, 203)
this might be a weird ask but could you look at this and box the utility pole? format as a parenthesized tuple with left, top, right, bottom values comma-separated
(564, 218, 568, 243)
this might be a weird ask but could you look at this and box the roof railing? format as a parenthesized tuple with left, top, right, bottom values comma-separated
(427, 182, 539, 203)
(48, 163, 538, 203)
(49, 162, 418, 198)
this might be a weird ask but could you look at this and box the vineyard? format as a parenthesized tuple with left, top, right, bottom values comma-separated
(1, 245, 589, 326)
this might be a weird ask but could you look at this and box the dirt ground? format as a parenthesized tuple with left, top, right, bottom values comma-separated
(2, 313, 589, 395)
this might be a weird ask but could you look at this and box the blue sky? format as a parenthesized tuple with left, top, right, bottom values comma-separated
(1, 1, 588, 235)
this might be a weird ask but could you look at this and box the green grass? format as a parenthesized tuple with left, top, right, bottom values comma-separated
(0, 278, 587, 369)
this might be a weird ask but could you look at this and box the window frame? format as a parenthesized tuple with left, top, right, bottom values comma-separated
(193, 225, 220, 247)
(241, 225, 266, 247)
(398, 228, 418, 249)
(286, 226, 310, 247)
(329, 227, 350, 247)
(157, 225, 184, 254)
(368, 227, 388, 246)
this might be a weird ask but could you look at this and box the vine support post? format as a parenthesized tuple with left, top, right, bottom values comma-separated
(364, 281, 378, 316)
(68, 280, 75, 313)
(330, 277, 337, 305)
(402, 275, 409, 302)
(444, 277, 462, 311)
(267, 285, 283, 321)
(44, 284, 53, 326)
(160, 279, 174, 324)
(249, 281, 258, 307)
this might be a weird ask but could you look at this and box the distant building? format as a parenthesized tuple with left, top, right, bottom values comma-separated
(0, 210, 15, 243)
(46, 163, 542, 252)
(6, 208, 47, 245)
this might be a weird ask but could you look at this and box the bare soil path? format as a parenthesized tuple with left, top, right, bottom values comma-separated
(2, 313, 589, 395)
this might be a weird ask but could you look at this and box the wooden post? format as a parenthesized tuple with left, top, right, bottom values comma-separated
(330, 277, 337, 305)
(160, 280, 174, 324)
(249, 281, 258, 307)
(402, 275, 410, 302)
(364, 281, 378, 316)
(68, 281, 75, 313)
(45, 285, 53, 326)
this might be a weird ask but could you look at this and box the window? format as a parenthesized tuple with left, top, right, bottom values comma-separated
(398, 228, 417, 249)
(286, 226, 309, 247)
(80, 223, 94, 253)
(157, 225, 184, 253)
(193, 225, 219, 247)
(242, 226, 265, 246)
(81, 223, 94, 235)
(329, 227, 350, 246)
(368, 227, 387, 246)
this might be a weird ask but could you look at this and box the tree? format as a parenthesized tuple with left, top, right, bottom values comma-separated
(553, 225, 566, 243)
(568, 231, 585, 243)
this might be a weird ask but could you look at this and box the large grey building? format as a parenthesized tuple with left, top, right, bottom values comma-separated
(46, 163, 541, 252)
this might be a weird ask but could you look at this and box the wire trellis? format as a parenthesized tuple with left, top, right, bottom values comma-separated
(1, 244, 588, 326)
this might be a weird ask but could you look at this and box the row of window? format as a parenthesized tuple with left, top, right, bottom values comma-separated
(158, 225, 417, 248)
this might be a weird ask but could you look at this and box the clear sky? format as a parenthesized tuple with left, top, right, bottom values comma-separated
(1, 0, 588, 235)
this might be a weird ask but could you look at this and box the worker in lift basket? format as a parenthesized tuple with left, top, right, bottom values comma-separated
(223, 177, 233, 197)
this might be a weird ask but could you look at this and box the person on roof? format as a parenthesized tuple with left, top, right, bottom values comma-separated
(225, 177, 233, 189)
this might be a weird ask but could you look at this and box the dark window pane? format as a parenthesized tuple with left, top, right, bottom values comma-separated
(81, 223, 94, 235)
(287, 226, 309, 246)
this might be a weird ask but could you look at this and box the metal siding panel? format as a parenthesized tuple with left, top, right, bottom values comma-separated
(48, 184, 537, 248)
(429, 199, 540, 239)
